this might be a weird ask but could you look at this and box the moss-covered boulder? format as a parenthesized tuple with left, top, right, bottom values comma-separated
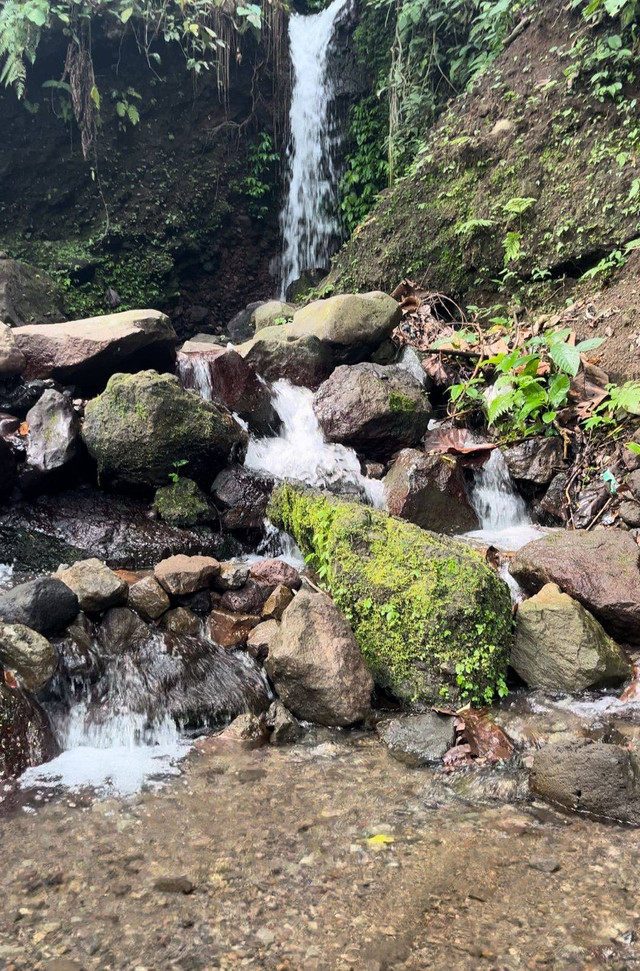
(82, 370, 247, 492)
(268, 483, 513, 706)
(153, 477, 212, 527)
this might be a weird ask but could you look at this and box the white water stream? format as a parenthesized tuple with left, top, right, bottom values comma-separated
(467, 450, 542, 552)
(279, 0, 349, 296)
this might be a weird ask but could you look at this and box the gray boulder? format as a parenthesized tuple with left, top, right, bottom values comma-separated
(531, 737, 640, 825)
(0, 622, 58, 692)
(0, 577, 79, 635)
(510, 529, 640, 644)
(265, 588, 373, 727)
(503, 437, 565, 490)
(211, 464, 275, 531)
(0, 682, 56, 779)
(251, 301, 294, 331)
(384, 449, 478, 533)
(313, 363, 432, 460)
(25, 389, 81, 475)
(82, 370, 247, 491)
(377, 712, 455, 766)
(512, 584, 632, 692)
(0, 258, 64, 327)
(267, 700, 302, 745)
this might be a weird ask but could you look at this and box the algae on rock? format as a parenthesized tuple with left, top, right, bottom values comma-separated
(268, 482, 513, 705)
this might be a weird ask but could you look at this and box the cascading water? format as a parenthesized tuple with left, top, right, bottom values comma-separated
(278, 0, 350, 297)
(245, 380, 385, 507)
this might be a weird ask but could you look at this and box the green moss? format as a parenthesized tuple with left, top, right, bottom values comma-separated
(268, 483, 513, 706)
(388, 391, 417, 412)
(153, 477, 212, 527)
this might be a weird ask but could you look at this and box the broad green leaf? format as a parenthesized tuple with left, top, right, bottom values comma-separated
(575, 337, 604, 352)
(120, 7, 134, 23)
(549, 341, 580, 376)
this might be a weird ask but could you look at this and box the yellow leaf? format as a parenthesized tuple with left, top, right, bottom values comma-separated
(366, 834, 395, 845)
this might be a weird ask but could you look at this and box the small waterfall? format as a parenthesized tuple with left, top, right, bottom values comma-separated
(21, 624, 270, 796)
(279, 0, 350, 297)
(176, 349, 215, 400)
(467, 450, 542, 553)
(245, 380, 384, 507)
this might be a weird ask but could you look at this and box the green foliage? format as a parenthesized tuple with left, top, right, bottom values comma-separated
(168, 458, 188, 485)
(340, 97, 390, 233)
(238, 132, 279, 220)
(583, 380, 640, 429)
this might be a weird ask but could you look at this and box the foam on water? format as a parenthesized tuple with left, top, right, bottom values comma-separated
(0, 563, 14, 591)
(245, 380, 385, 507)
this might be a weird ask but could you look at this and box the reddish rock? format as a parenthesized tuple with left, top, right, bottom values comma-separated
(246, 619, 279, 662)
(154, 554, 220, 596)
(262, 584, 294, 620)
(219, 580, 269, 614)
(207, 609, 260, 648)
(0, 682, 57, 780)
(249, 558, 301, 591)
(383, 449, 479, 533)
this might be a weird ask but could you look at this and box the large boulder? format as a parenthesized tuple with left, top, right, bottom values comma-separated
(0, 258, 64, 327)
(512, 584, 632, 692)
(0, 577, 79, 635)
(82, 370, 247, 492)
(0, 682, 56, 780)
(24, 389, 81, 476)
(12, 309, 177, 389)
(211, 464, 275, 531)
(176, 340, 280, 435)
(531, 738, 640, 825)
(510, 530, 640, 644)
(265, 588, 373, 727)
(57, 558, 128, 613)
(313, 363, 432, 460)
(384, 449, 479, 533)
(0, 622, 58, 691)
(269, 483, 513, 705)
(0, 323, 26, 375)
(251, 301, 294, 332)
(237, 291, 401, 388)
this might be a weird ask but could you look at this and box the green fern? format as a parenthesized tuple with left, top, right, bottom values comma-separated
(0, 0, 48, 98)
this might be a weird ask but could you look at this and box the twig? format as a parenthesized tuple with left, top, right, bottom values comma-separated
(586, 495, 614, 531)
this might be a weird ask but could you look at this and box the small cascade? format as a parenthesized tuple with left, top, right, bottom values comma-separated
(245, 380, 385, 507)
(467, 450, 542, 552)
(279, 0, 350, 297)
(176, 349, 216, 400)
(22, 624, 269, 796)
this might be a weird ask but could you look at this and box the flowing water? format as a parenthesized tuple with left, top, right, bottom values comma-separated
(245, 380, 385, 507)
(467, 449, 542, 551)
(279, 0, 350, 296)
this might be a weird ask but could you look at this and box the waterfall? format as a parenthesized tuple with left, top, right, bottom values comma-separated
(245, 380, 385, 507)
(279, 0, 350, 297)
(467, 450, 542, 554)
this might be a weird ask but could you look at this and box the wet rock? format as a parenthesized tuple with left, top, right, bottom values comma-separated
(285, 268, 326, 302)
(152, 478, 212, 527)
(269, 483, 513, 705)
(160, 607, 201, 636)
(174, 589, 212, 614)
(265, 589, 373, 727)
(262, 584, 294, 620)
(0, 437, 16, 500)
(153, 875, 195, 895)
(58, 558, 128, 613)
(383, 449, 478, 533)
(0, 376, 55, 417)
(0, 682, 56, 779)
(0, 577, 79, 635)
(219, 580, 269, 614)
(13, 309, 177, 389)
(512, 584, 632, 691)
(54, 612, 100, 681)
(249, 558, 301, 590)
(267, 700, 302, 745)
(82, 370, 247, 492)
(227, 301, 263, 343)
(531, 737, 640, 825)
(377, 713, 455, 766)
(97, 607, 150, 654)
(246, 619, 279, 662)
(24, 389, 81, 476)
(177, 341, 280, 435)
(619, 499, 640, 528)
(313, 363, 432, 461)
(155, 554, 220, 596)
(363, 460, 386, 480)
(0, 322, 25, 375)
(251, 300, 295, 332)
(207, 609, 260, 648)
(538, 472, 569, 524)
(0, 259, 64, 327)
(218, 712, 267, 748)
(510, 529, 640, 644)
(211, 465, 275, 531)
(215, 561, 250, 590)
(0, 489, 239, 572)
(238, 291, 401, 389)
(128, 575, 171, 622)
(0, 622, 58, 691)
(503, 438, 565, 491)
(528, 855, 561, 874)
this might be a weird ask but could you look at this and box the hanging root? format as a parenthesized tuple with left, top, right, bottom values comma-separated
(63, 19, 97, 163)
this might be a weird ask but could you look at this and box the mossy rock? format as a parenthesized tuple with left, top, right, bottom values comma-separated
(268, 483, 513, 706)
(82, 370, 247, 493)
(153, 477, 212, 527)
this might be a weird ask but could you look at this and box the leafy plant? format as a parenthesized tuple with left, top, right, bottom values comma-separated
(168, 458, 188, 485)
(240, 132, 279, 219)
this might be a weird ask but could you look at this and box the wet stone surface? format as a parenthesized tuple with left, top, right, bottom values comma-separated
(0, 733, 638, 970)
